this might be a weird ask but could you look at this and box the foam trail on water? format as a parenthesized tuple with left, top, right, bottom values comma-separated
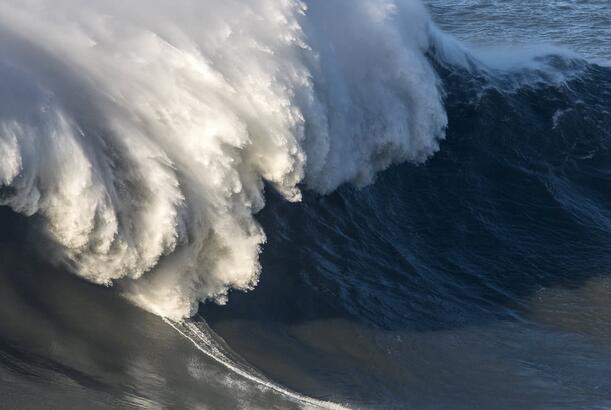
(164, 316, 349, 409)
(0, 0, 448, 319)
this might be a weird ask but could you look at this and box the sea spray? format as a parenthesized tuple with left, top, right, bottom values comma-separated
(0, 0, 447, 319)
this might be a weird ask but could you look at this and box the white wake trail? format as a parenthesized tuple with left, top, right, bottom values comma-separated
(163, 316, 349, 410)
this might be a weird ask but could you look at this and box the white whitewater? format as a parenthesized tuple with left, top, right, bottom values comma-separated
(0, 0, 447, 319)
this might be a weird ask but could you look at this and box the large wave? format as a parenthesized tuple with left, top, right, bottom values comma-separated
(0, 0, 448, 319)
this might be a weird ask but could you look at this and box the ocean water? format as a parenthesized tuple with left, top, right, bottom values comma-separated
(0, 1, 610, 409)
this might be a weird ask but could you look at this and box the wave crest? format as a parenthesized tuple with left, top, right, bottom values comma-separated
(0, 0, 446, 319)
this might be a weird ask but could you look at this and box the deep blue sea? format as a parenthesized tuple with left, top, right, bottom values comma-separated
(0, 1, 610, 409)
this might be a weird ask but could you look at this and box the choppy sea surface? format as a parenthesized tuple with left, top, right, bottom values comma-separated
(0, 1, 610, 409)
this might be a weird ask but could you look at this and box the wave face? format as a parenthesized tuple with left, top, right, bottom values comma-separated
(255, 57, 611, 330)
(0, 0, 447, 319)
(198, 50, 611, 407)
(2, 0, 611, 407)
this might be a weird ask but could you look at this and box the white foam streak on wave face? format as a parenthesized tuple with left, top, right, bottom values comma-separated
(0, 0, 447, 319)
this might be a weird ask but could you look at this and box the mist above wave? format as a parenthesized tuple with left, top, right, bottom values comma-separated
(0, 0, 447, 319)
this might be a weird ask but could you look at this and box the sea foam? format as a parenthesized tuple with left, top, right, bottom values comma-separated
(0, 0, 447, 319)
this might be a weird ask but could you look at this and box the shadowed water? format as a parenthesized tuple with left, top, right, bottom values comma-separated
(1, 1, 611, 409)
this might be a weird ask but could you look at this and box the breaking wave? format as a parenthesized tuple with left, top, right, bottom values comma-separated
(0, 0, 449, 319)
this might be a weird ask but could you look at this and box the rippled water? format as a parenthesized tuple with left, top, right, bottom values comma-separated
(427, 0, 611, 63)
(1, 1, 611, 409)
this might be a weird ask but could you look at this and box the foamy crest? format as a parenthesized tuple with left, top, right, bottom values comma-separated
(0, 0, 447, 319)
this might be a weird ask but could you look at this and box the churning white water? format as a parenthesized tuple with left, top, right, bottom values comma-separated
(0, 0, 447, 319)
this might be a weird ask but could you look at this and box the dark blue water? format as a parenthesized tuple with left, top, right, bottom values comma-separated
(200, 55, 611, 408)
(1, 1, 611, 409)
